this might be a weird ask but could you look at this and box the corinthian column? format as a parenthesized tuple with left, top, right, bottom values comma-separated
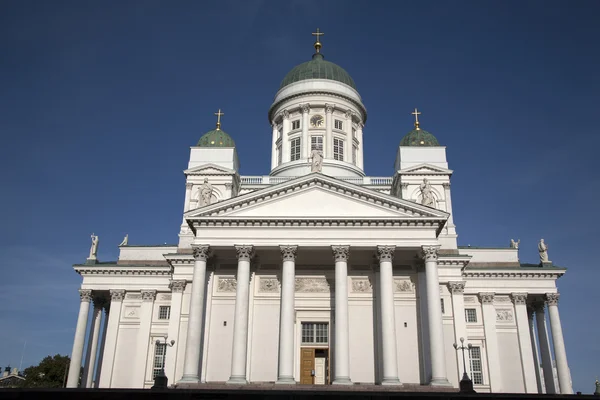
(277, 245, 297, 384)
(165, 280, 187, 383)
(179, 244, 210, 383)
(301, 104, 310, 159)
(546, 293, 572, 394)
(480, 292, 502, 391)
(325, 104, 333, 158)
(98, 290, 124, 388)
(271, 122, 278, 169)
(512, 293, 538, 393)
(227, 245, 254, 384)
(422, 246, 450, 386)
(67, 289, 92, 388)
(332, 245, 352, 385)
(376, 245, 401, 385)
(534, 301, 557, 394)
(82, 296, 105, 387)
(133, 290, 157, 386)
(282, 111, 290, 163)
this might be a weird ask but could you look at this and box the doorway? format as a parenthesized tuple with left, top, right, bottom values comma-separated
(299, 321, 330, 385)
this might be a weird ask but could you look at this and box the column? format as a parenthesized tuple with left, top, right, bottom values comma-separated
(98, 289, 125, 388)
(535, 301, 557, 394)
(442, 183, 455, 233)
(271, 122, 278, 169)
(281, 110, 290, 163)
(67, 289, 92, 388)
(227, 245, 254, 384)
(325, 103, 333, 158)
(345, 110, 353, 163)
(184, 182, 193, 212)
(422, 246, 450, 386)
(179, 244, 210, 383)
(165, 280, 186, 383)
(301, 104, 310, 159)
(527, 306, 544, 393)
(133, 290, 157, 386)
(448, 282, 467, 382)
(94, 304, 109, 388)
(332, 245, 352, 384)
(82, 297, 104, 388)
(546, 293, 572, 394)
(479, 293, 502, 391)
(357, 122, 364, 169)
(512, 293, 538, 393)
(376, 245, 401, 385)
(277, 245, 297, 384)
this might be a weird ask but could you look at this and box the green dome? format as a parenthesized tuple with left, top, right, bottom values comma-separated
(197, 128, 235, 147)
(400, 128, 440, 146)
(279, 53, 356, 90)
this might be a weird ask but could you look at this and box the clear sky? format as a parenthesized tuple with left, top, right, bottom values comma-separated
(1, 0, 598, 393)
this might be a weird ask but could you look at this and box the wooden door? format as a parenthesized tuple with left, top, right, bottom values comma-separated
(300, 348, 315, 385)
(314, 356, 326, 384)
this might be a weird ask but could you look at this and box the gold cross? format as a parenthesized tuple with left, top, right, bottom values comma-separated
(214, 109, 224, 130)
(411, 108, 421, 130)
(312, 28, 324, 53)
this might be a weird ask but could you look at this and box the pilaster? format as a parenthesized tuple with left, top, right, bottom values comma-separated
(98, 289, 125, 388)
(479, 292, 502, 391)
(134, 290, 157, 386)
(448, 281, 466, 384)
(165, 280, 187, 383)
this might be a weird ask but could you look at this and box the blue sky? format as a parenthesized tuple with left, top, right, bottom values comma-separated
(1, 0, 598, 392)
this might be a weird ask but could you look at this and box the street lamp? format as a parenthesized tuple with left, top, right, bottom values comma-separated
(152, 336, 175, 390)
(453, 337, 475, 393)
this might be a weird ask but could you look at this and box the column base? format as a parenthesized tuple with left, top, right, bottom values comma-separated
(226, 376, 248, 385)
(177, 374, 200, 384)
(381, 377, 402, 386)
(332, 377, 352, 385)
(430, 377, 452, 387)
(275, 376, 296, 384)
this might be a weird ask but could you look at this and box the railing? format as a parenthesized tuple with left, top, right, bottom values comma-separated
(240, 176, 392, 186)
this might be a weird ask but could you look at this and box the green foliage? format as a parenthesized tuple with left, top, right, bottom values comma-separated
(19, 354, 74, 388)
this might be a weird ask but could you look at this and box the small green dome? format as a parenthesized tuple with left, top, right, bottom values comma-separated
(197, 128, 235, 147)
(280, 53, 356, 90)
(400, 128, 440, 146)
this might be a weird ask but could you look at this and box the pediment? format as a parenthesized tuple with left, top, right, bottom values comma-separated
(184, 163, 236, 176)
(398, 163, 453, 175)
(186, 173, 449, 221)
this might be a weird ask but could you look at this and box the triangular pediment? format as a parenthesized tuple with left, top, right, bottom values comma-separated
(398, 163, 453, 175)
(184, 163, 236, 176)
(186, 173, 449, 220)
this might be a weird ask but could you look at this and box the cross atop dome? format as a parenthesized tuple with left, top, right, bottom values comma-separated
(312, 28, 324, 53)
(214, 109, 224, 130)
(412, 108, 422, 130)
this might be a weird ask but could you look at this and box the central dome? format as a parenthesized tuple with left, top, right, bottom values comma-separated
(279, 53, 356, 90)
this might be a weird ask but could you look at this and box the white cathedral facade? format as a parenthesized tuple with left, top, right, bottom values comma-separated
(67, 34, 572, 394)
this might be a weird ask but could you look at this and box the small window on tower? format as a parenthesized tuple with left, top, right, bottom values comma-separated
(292, 120, 300, 130)
(159, 306, 171, 320)
(277, 142, 282, 165)
(334, 119, 343, 130)
(352, 145, 357, 165)
(311, 136, 323, 151)
(333, 138, 344, 161)
(290, 137, 301, 161)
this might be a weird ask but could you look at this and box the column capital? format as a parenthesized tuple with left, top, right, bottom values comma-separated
(109, 289, 125, 302)
(325, 103, 334, 114)
(376, 245, 395, 262)
(447, 281, 465, 294)
(358, 121, 364, 129)
(170, 280, 187, 293)
(301, 103, 310, 114)
(332, 245, 350, 262)
(191, 244, 211, 261)
(545, 293, 560, 306)
(79, 289, 92, 302)
(282, 109, 290, 119)
(421, 245, 441, 261)
(186, 182, 193, 189)
(235, 245, 255, 261)
(280, 245, 298, 261)
(345, 109, 352, 120)
(141, 290, 157, 301)
(400, 182, 409, 189)
(271, 121, 277, 129)
(442, 182, 451, 188)
(511, 292, 528, 305)
(478, 292, 495, 304)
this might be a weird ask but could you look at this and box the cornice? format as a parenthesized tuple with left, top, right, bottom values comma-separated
(268, 91, 367, 124)
(74, 264, 172, 276)
(437, 255, 472, 267)
(463, 268, 565, 279)
(191, 218, 444, 229)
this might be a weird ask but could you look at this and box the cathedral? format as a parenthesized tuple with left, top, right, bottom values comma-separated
(67, 31, 572, 394)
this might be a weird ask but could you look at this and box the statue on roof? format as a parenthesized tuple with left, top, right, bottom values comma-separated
(119, 234, 128, 246)
(538, 239, 550, 263)
(89, 233, 99, 259)
(419, 178, 435, 207)
(199, 178, 214, 206)
(510, 239, 520, 249)
(310, 149, 323, 173)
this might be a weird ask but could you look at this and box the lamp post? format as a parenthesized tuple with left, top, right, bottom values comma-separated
(152, 336, 175, 390)
(453, 337, 475, 393)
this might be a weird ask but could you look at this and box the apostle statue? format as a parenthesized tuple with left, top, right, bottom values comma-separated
(419, 178, 435, 207)
(89, 233, 99, 259)
(310, 149, 324, 173)
(510, 239, 520, 249)
(538, 239, 550, 263)
(119, 234, 129, 246)
(199, 178, 213, 206)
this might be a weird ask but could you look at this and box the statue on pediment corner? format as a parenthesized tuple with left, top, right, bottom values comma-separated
(419, 178, 435, 207)
(89, 233, 99, 259)
(199, 178, 213, 206)
(538, 239, 550, 263)
(510, 239, 520, 249)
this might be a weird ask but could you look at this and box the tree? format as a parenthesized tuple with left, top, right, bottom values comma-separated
(19, 354, 78, 388)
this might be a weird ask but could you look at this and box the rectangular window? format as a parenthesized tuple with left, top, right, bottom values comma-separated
(469, 346, 484, 385)
(292, 120, 300, 130)
(465, 308, 477, 323)
(333, 138, 344, 161)
(334, 119, 343, 130)
(153, 343, 166, 378)
(277, 143, 282, 165)
(311, 136, 323, 151)
(290, 137, 301, 161)
(352, 145, 357, 165)
(158, 306, 171, 320)
(440, 299, 445, 314)
(301, 322, 329, 345)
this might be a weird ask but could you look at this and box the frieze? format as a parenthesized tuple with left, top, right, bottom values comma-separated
(126, 293, 142, 300)
(159, 294, 172, 301)
(217, 277, 237, 292)
(463, 297, 477, 303)
(295, 277, 330, 293)
(259, 278, 280, 293)
(123, 306, 140, 319)
(494, 296, 511, 303)
(351, 278, 372, 293)
(496, 309, 514, 322)
(394, 279, 414, 293)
